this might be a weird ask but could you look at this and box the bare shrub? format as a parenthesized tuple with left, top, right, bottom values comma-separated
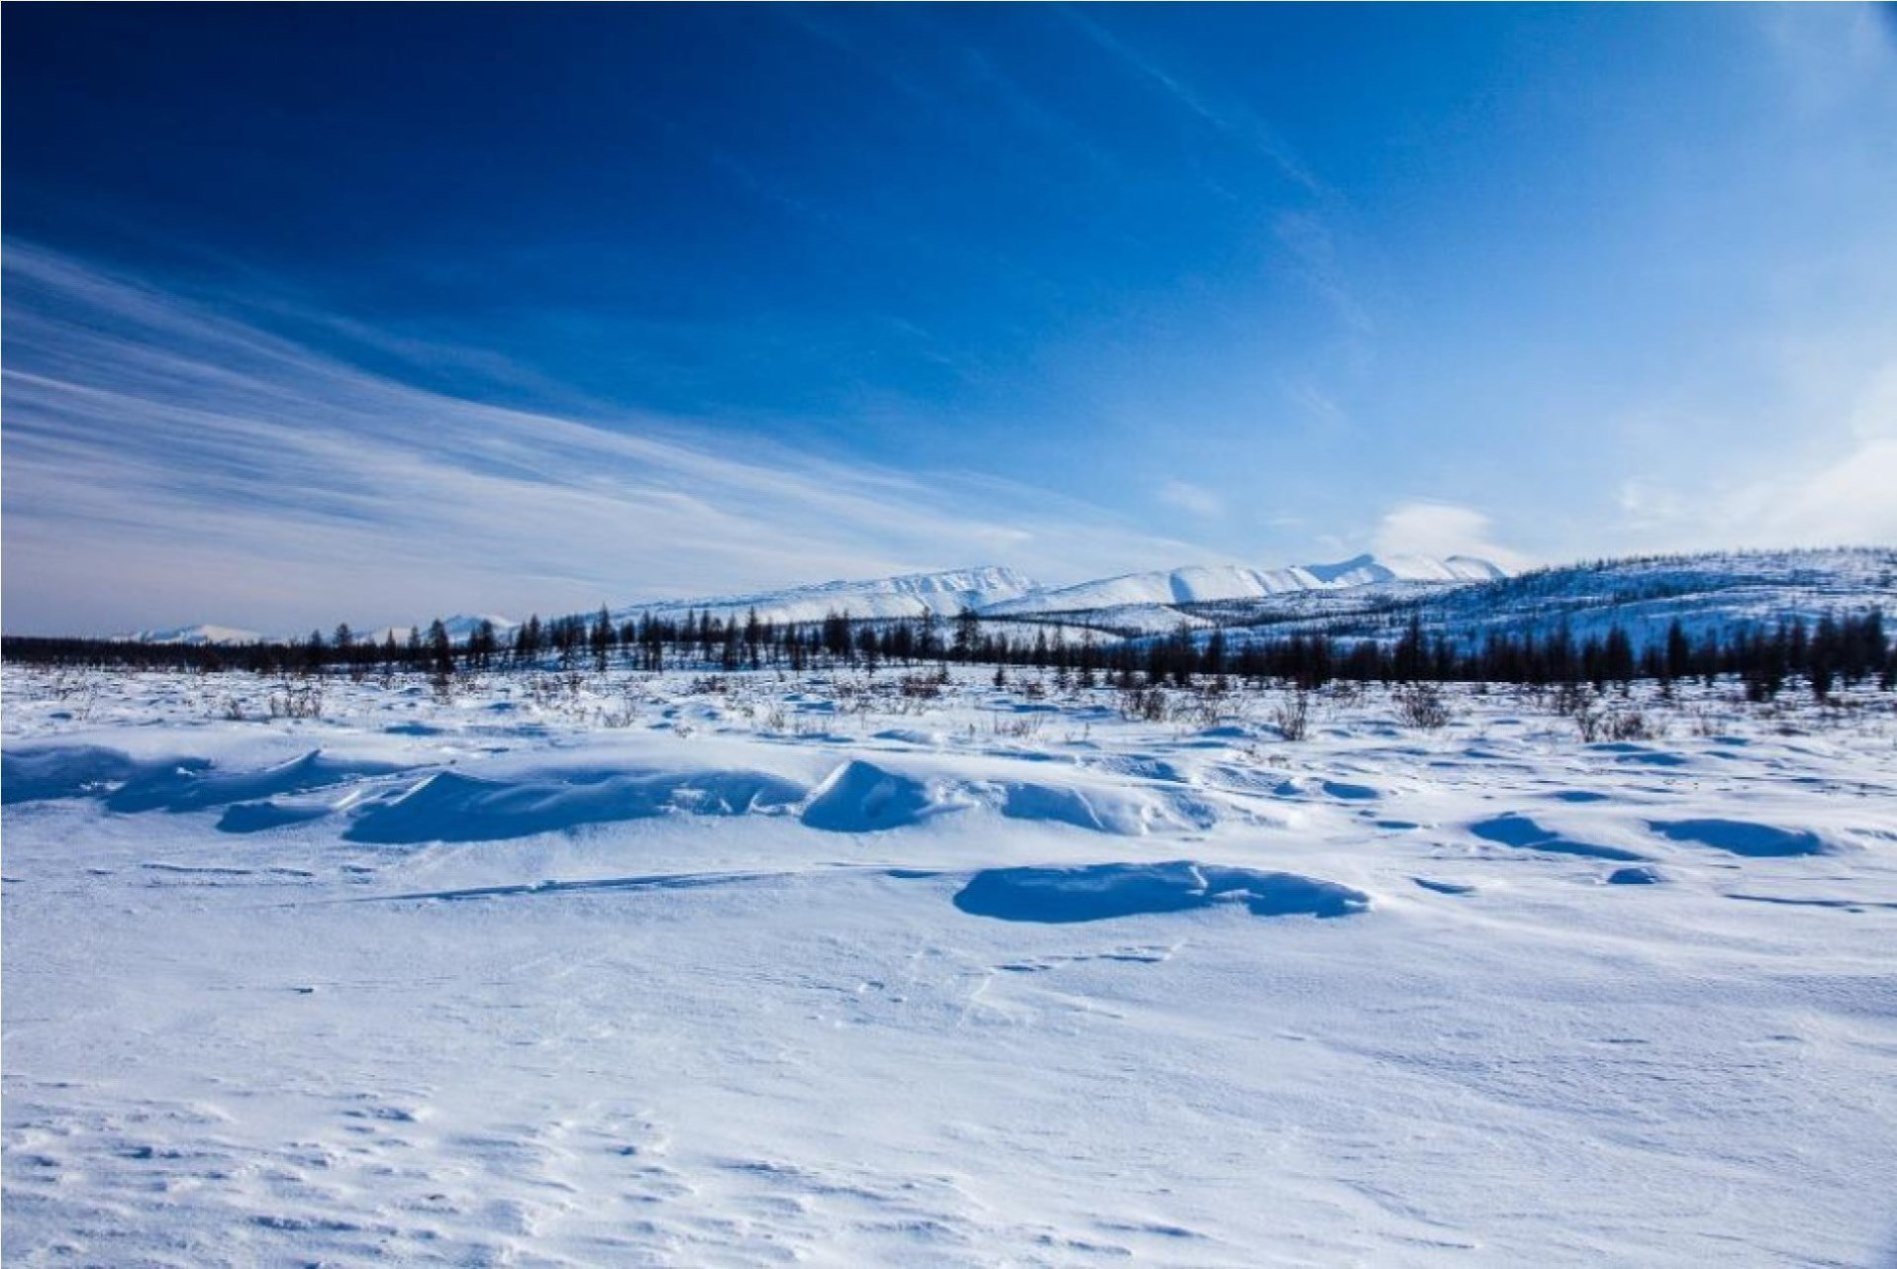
(1174, 693, 1228, 730)
(1603, 709, 1655, 742)
(1271, 690, 1311, 742)
(898, 673, 942, 700)
(1393, 682, 1451, 731)
(992, 712, 1045, 739)
(598, 690, 640, 728)
(1120, 687, 1168, 722)
(1326, 680, 1366, 706)
(1550, 683, 1603, 741)
(268, 683, 324, 720)
(1551, 683, 1594, 719)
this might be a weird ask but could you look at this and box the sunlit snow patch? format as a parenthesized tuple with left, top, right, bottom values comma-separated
(800, 760, 954, 832)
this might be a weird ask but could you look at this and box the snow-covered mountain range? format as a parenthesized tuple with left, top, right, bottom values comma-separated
(602, 554, 1505, 628)
(120, 623, 272, 647)
(609, 566, 1040, 626)
(361, 615, 521, 647)
(982, 554, 1503, 618)
(116, 547, 1895, 648)
(121, 615, 520, 648)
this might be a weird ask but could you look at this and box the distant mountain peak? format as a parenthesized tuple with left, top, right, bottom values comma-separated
(117, 623, 266, 646)
(1302, 553, 1508, 586)
(611, 565, 1042, 626)
(1300, 553, 1381, 584)
(981, 553, 1505, 618)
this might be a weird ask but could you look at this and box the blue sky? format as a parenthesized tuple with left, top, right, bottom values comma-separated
(4, 4, 1895, 634)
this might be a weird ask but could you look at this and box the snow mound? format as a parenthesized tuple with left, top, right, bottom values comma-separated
(106, 750, 407, 814)
(994, 779, 1221, 835)
(1470, 813, 1647, 862)
(800, 760, 951, 832)
(217, 801, 334, 834)
(953, 861, 1370, 923)
(346, 768, 805, 844)
(2, 745, 167, 803)
(1648, 819, 1830, 858)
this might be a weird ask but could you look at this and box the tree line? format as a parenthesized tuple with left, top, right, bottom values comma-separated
(4, 607, 1889, 701)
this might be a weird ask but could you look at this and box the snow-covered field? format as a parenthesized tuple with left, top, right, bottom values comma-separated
(4, 664, 1895, 1266)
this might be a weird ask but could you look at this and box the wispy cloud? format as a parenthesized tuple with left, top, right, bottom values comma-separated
(1062, 7, 1373, 385)
(1703, 356, 1897, 548)
(1061, 7, 1322, 197)
(1155, 479, 1225, 519)
(1371, 501, 1532, 571)
(0, 243, 1212, 634)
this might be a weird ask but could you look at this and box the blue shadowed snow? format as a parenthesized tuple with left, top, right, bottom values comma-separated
(999, 783, 1112, 834)
(217, 801, 335, 834)
(1, 746, 177, 803)
(106, 751, 407, 814)
(953, 861, 1369, 924)
(1470, 813, 1647, 862)
(1648, 819, 1829, 858)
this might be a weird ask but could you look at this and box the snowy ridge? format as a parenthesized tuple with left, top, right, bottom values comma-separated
(362, 615, 521, 646)
(105, 548, 1895, 651)
(120, 623, 267, 647)
(611, 565, 1041, 626)
(604, 555, 1504, 629)
(1212, 546, 1897, 649)
(984, 553, 1504, 618)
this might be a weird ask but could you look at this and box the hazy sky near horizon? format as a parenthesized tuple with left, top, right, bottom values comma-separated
(4, 4, 1895, 634)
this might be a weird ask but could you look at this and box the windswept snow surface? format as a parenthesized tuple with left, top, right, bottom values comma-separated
(4, 665, 1896, 1265)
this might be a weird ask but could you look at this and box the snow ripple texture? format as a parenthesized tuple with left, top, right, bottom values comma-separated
(4, 666, 1895, 1267)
